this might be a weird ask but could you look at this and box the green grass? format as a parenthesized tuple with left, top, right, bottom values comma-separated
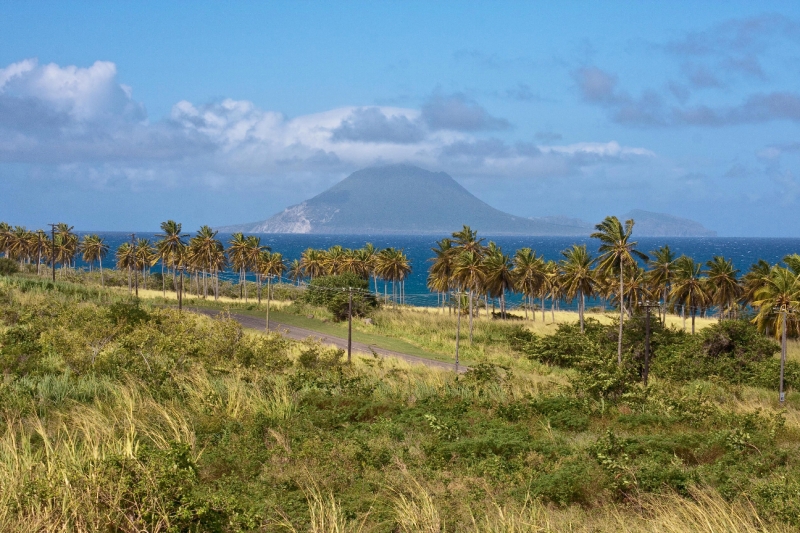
(2, 274, 800, 531)
(179, 300, 462, 365)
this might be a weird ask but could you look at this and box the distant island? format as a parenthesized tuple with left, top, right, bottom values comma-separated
(217, 164, 716, 237)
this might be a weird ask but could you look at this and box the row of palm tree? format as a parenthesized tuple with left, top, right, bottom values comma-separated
(0, 222, 109, 279)
(427, 219, 800, 360)
(298, 245, 412, 305)
(4, 217, 800, 347)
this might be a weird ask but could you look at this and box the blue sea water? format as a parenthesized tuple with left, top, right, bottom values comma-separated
(80, 233, 800, 310)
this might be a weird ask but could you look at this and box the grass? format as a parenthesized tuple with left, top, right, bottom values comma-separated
(1, 274, 800, 531)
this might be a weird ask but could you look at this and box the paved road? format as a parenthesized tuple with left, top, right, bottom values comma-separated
(193, 308, 464, 372)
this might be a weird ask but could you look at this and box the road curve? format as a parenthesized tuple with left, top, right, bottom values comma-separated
(192, 308, 465, 373)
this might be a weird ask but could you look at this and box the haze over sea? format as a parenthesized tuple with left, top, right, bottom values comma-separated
(80, 233, 800, 309)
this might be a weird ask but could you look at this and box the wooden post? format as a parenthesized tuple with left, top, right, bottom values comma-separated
(347, 288, 353, 363)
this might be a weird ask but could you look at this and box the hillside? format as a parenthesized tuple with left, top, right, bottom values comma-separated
(623, 209, 717, 237)
(218, 164, 591, 235)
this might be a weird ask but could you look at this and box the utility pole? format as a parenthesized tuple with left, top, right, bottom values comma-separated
(48, 224, 56, 282)
(266, 275, 272, 333)
(774, 305, 791, 404)
(177, 266, 184, 312)
(640, 300, 660, 387)
(455, 290, 461, 372)
(347, 287, 353, 363)
(36, 230, 43, 276)
(130, 233, 138, 298)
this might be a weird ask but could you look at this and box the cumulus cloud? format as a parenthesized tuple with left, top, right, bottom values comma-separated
(330, 107, 425, 144)
(0, 58, 659, 192)
(420, 93, 510, 131)
(574, 67, 621, 105)
(0, 58, 144, 123)
(576, 61, 800, 128)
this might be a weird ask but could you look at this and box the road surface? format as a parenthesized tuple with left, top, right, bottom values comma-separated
(192, 308, 465, 372)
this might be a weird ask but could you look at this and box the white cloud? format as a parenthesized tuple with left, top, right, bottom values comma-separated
(542, 141, 656, 158)
(0, 58, 658, 190)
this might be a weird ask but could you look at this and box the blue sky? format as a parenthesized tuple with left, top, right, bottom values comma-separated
(2, 1, 800, 236)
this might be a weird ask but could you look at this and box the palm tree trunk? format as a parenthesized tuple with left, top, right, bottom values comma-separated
(162, 262, 165, 296)
(99, 257, 104, 288)
(468, 290, 474, 345)
(541, 296, 546, 322)
(682, 305, 686, 331)
(618, 266, 624, 366)
(258, 274, 262, 305)
(579, 289, 585, 333)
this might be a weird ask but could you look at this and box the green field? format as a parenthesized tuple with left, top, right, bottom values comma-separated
(2, 274, 800, 532)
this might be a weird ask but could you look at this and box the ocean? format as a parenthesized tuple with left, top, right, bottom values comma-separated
(79, 233, 800, 310)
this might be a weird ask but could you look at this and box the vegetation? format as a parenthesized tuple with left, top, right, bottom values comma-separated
(4, 217, 800, 529)
(301, 273, 378, 321)
(0, 276, 799, 531)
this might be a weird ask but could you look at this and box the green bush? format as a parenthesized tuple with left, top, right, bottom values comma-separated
(652, 320, 780, 386)
(301, 273, 378, 321)
(0, 257, 20, 276)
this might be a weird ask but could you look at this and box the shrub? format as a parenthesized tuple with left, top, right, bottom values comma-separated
(652, 320, 780, 386)
(0, 257, 20, 276)
(302, 273, 378, 321)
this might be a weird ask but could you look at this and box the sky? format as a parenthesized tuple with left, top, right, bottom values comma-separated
(2, 2, 800, 236)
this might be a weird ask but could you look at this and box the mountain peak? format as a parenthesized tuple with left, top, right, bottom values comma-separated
(218, 164, 587, 235)
(217, 165, 716, 237)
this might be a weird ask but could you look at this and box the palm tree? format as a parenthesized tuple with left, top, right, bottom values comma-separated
(752, 266, 800, 338)
(450, 226, 486, 331)
(323, 245, 347, 276)
(191, 226, 224, 299)
(513, 248, 545, 320)
(742, 259, 772, 308)
(55, 223, 78, 269)
(156, 220, 188, 296)
(621, 264, 651, 315)
(0, 222, 10, 257)
(428, 238, 455, 312)
(134, 239, 157, 289)
(80, 234, 109, 286)
(706, 256, 742, 320)
(452, 250, 484, 344)
(542, 260, 562, 323)
(6, 226, 30, 265)
(647, 245, 676, 322)
(266, 251, 286, 303)
(451, 225, 485, 255)
(375, 248, 411, 306)
(288, 259, 303, 285)
(361, 243, 379, 294)
(115, 242, 135, 292)
(670, 256, 710, 334)
(483, 243, 514, 319)
(245, 235, 267, 302)
(753, 266, 800, 403)
(591, 216, 648, 364)
(227, 233, 251, 301)
(300, 248, 325, 280)
(559, 244, 595, 333)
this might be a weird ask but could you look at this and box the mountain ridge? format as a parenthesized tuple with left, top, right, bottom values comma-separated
(217, 164, 716, 236)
